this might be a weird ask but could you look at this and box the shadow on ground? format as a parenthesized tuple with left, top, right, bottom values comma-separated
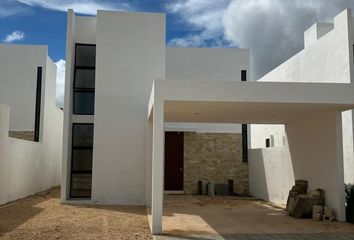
(0, 187, 151, 240)
(0, 189, 55, 235)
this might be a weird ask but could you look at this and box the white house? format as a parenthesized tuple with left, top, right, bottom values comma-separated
(0, 44, 63, 205)
(61, 10, 250, 203)
(61, 9, 354, 235)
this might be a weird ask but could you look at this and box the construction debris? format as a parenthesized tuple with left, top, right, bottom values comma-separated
(286, 180, 308, 213)
(286, 180, 331, 221)
(323, 207, 336, 222)
(313, 205, 324, 221)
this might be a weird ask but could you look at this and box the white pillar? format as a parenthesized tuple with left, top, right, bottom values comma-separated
(151, 100, 164, 234)
(146, 118, 153, 207)
(286, 111, 345, 221)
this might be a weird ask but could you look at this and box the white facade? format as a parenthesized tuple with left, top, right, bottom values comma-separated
(166, 47, 249, 133)
(61, 10, 250, 204)
(249, 9, 354, 205)
(0, 45, 63, 205)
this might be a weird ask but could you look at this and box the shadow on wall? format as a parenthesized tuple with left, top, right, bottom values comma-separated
(248, 148, 270, 201)
(285, 112, 346, 220)
(248, 141, 295, 205)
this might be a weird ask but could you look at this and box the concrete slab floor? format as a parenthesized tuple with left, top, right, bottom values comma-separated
(148, 195, 354, 240)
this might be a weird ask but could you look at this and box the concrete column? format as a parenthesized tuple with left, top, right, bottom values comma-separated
(61, 9, 75, 202)
(286, 111, 345, 220)
(146, 118, 153, 207)
(151, 100, 164, 234)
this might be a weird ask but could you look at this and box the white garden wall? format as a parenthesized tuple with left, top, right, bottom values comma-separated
(0, 102, 63, 205)
(249, 146, 294, 204)
(0, 54, 63, 205)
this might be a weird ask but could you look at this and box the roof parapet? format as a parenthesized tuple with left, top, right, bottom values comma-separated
(304, 8, 352, 48)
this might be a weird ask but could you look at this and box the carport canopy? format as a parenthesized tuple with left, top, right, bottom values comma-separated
(147, 79, 354, 234)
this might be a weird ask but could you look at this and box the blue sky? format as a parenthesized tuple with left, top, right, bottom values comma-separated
(1, 0, 354, 106)
(0, 0, 201, 62)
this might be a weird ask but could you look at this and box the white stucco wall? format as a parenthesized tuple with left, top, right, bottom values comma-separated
(165, 48, 249, 133)
(250, 124, 285, 149)
(166, 48, 249, 81)
(0, 44, 47, 131)
(0, 58, 63, 205)
(250, 9, 354, 186)
(0, 105, 42, 204)
(91, 11, 166, 205)
(41, 58, 63, 187)
(249, 146, 294, 204)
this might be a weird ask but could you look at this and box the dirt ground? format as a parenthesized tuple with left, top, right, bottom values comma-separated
(148, 195, 354, 237)
(3, 191, 354, 240)
(0, 188, 152, 240)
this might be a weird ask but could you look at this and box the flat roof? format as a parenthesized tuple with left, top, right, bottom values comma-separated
(149, 80, 354, 124)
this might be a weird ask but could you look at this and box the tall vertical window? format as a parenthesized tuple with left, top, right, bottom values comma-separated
(34, 66, 42, 142)
(241, 70, 248, 162)
(70, 123, 94, 198)
(73, 44, 96, 115)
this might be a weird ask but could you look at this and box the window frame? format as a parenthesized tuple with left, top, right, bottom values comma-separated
(34, 66, 42, 142)
(73, 43, 96, 115)
(70, 123, 94, 198)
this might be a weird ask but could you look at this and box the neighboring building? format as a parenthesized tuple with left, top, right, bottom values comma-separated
(0, 44, 63, 205)
(249, 8, 354, 204)
(61, 10, 250, 203)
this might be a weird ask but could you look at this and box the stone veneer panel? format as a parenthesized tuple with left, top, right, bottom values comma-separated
(184, 132, 249, 195)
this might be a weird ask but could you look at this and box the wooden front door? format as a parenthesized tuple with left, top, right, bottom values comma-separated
(164, 132, 184, 191)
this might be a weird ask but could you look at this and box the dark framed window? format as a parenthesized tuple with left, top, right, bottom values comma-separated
(73, 91, 95, 115)
(266, 138, 271, 148)
(241, 70, 248, 162)
(241, 70, 247, 82)
(73, 44, 96, 115)
(75, 44, 96, 67)
(70, 123, 94, 198)
(242, 124, 248, 163)
(34, 66, 42, 142)
(75, 69, 95, 88)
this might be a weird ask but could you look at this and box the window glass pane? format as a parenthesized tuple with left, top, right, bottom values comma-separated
(76, 45, 96, 67)
(75, 69, 95, 89)
(241, 70, 247, 81)
(72, 149, 93, 171)
(74, 91, 95, 115)
(72, 124, 94, 147)
(70, 174, 92, 197)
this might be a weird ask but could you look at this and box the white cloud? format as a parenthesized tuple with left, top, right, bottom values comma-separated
(0, 0, 25, 18)
(16, 0, 132, 15)
(3, 31, 25, 43)
(167, 0, 231, 47)
(167, 0, 354, 80)
(55, 59, 65, 107)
